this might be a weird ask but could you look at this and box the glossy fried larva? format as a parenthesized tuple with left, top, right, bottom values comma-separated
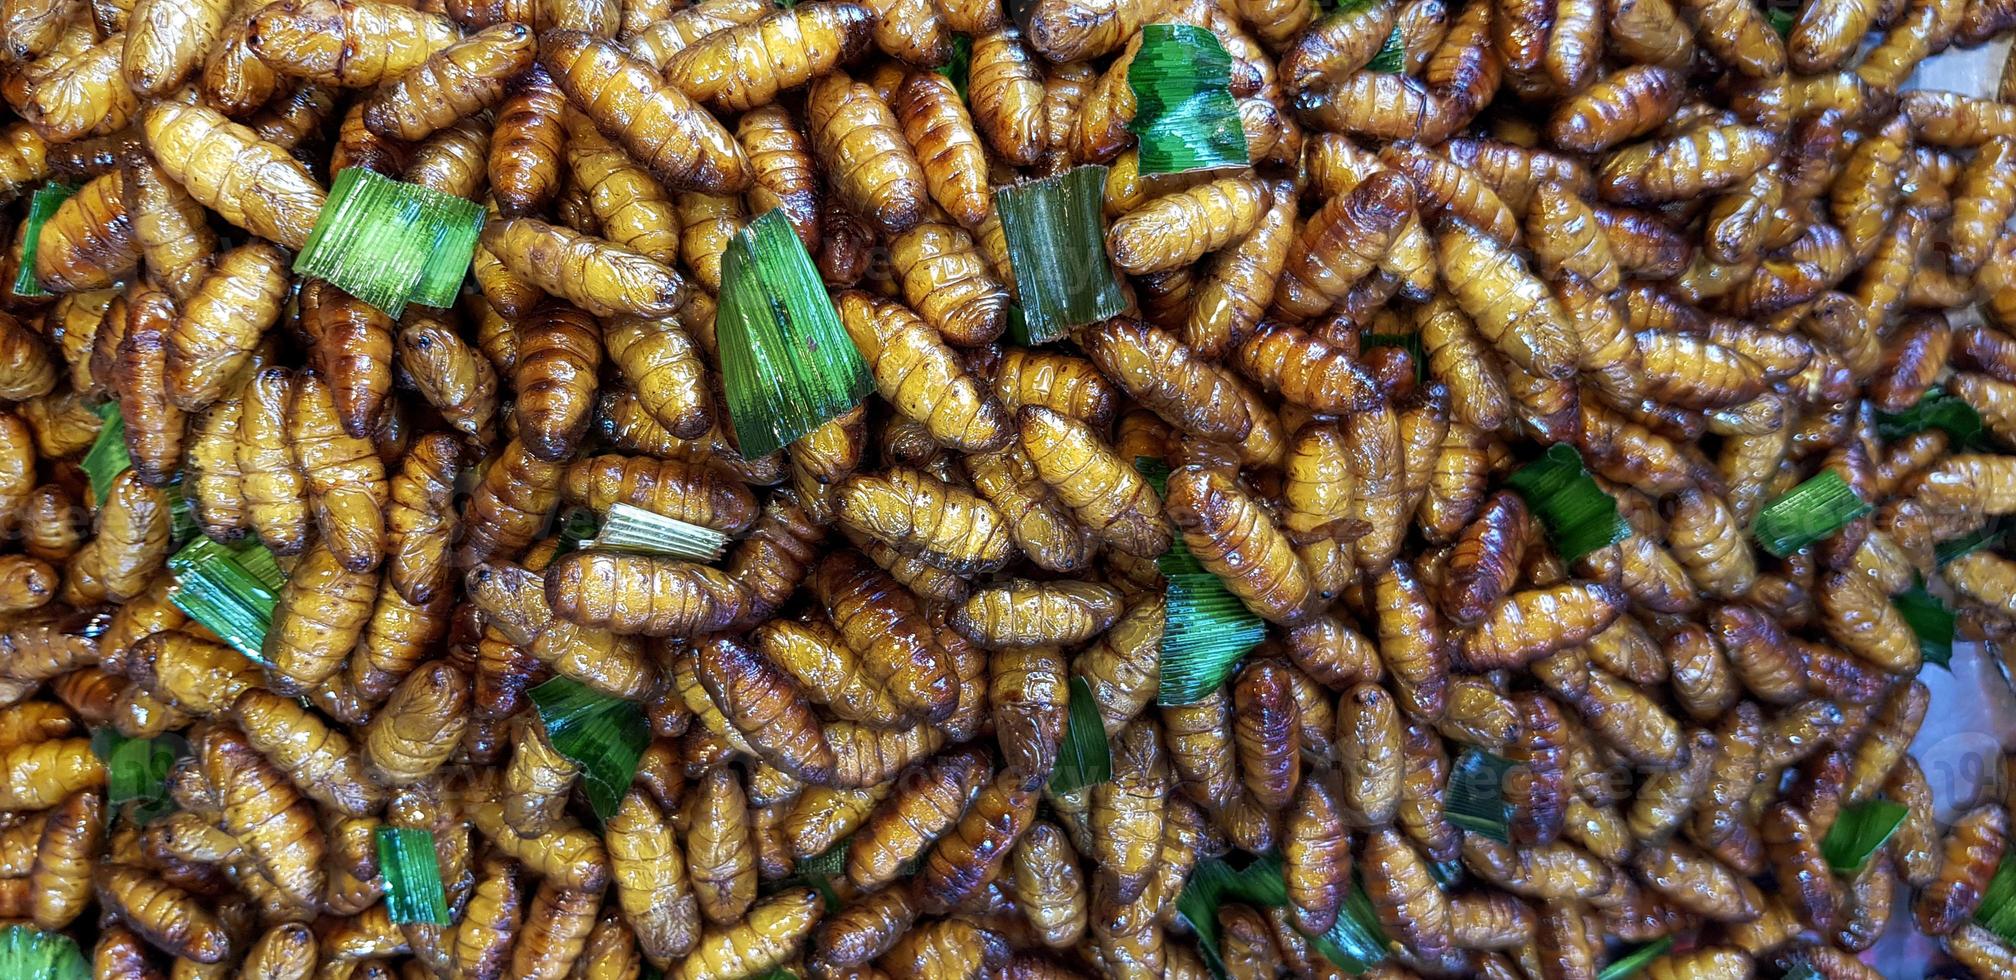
(1179, 178, 1291, 358)
(1235, 321, 1382, 417)
(807, 71, 930, 236)
(1090, 718, 1166, 906)
(247, 0, 457, 86)
(888, 221, 1009, 347)
(1459, 581, 1627, 672)
(1004, 820, 1088, 948)
(1104, 176, 1265, 276)
(1599, 124, 1780, 206)
(1439, 221, 1582, 381)
(232, 368, 310, 556)
(837, 290, 1008, 452)
(560, 119, 677, 264)
(164, 242, 287, 412)
(539, 30, 752, 194)
(141, 103, 327, 250)
(33, 170, 136, 294)
(847, 746, 990, 890)
(360, 660, 471, 788)
(1917, 804, 2010, 935)
(1526, 181, 1620, 294)
(601, 315, 711, 441)
(1021, 0, 1159, 61)
(123, 157, 216, 305)
(288, 371, 388, 571)
(360, 22, 535, 142)
(23, 32, 137, 144)
(563, 454, 758, 535)
(26, 788, 100, 928)
(735, 107, 822, 251)
(483, 217, 689, 320)
(673, 888, 823, 980)
(122, 0, 229, 96)
(1545, 65, 1682, 153)
(836, 466, 1014, 576)
(951, 579, 1121, 650)
(697, 634, 835, 785)
(894, 70, 993, 230)
(94, 864, 232, 964)
(260, 540, 375, 696)
(968, 27, 1044, 166)
(205, 727, 327, 910)
(484, 66, 567, 217)
(60, 469, 167, 606)
(1272, 170, 1415, 323)
(1360, 827, 1454, 961)
(1666, 488, 1757, 601)
(605, 789, 699, 967)
(1165, 464, 1314, 625)
(801, 553, 956, 726)
(1081, 317, 1252, 442)
(230, 689, 381, 817)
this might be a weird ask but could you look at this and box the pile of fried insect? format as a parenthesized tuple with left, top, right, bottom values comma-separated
(6, 0, 2016, 975)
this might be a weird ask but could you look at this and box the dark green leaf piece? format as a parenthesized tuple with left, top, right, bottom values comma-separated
(1821, 799, 1909, 872)
(553, 506, 600, 552)
(294, 168, 485, 319)
(0, 925, 88, 980)
(1876, 387, 1986, 447)
(1366, 24, 1406, 72)
(13, 183, 78, 298)
(375, 826, 450, 925)
(81, 400, 129, 506)
(1445, 748, 1515, 842)
(1938, 518, 2012, 566)
(1752, 469, 1872, 559)
(166, 535, 285, 661)
(1597, 937, 1675, 980)
(1051, 676, 1114, 791)
(90, 728, 185, 823)
(996, 165, 1125, 344)
(528, 676, 649, 822)
(1127, 24, 1249, 175)
(1139, 455, 1265, 704)
(1895, 581, 1955, 669)
(1503, 444, 1629, 563)
(1765, 6, 1795, 35)
(939, 33, 972, 101)
(716, 208, 873, 458)
(1309, 876, 1393, 974)
(1977, 852, 2016, 941)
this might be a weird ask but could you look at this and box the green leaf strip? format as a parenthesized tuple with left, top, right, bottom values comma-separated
(1820, 799, 1910, 873)
(375, 826, 450, 925)
(716, 209, 873, 458)
(1502, 444, 1629, 563)
(294, 168, 485, 318)
(528, 676, 649, 822)
(13, 183, 79, 298)
(166, 536, 285, 662)
(1751, 469, 1873, 559)
(996, 166, 1126, 344)
(1050, 675, 1114, 792)
(1126, 24, 1250, 175)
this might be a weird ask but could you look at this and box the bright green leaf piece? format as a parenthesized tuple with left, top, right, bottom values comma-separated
(166, 535, 285, 662)
(375, 826, 450, 925)
(1050, 676, 1114, 791)
(1366, 23, 1406, 71)
(528, 676, 649, 822)
(1977, 853, 2016, 940)
(81, 400, 130, 506)
(1445, 748, 1515, 842)
(1751, 469, 1872, 559)
(12, 183, 79, 298)
(1503, 443, 1629, 563)
(0, 925, 88, 980)
(996, 165, 1126, 344)
(1138, 455, 1264, 705)
(1127, 24, 1249, 175)
(939, 33, 972, 101)
(1597, 937, 1675, 980)
(584, 503, 729, 561)
(90, 729, 185, 820)
(1310, 876, 1392, 974)
(1821, 799, 1909, 872)
(294, 168, 485, 319)
(1876, 387, 1986, 447)
(717, 209, 874, 458)
(1895, 582, 1955, 669)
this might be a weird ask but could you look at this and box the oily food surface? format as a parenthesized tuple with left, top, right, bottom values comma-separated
(2, 0, 2016, 977)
